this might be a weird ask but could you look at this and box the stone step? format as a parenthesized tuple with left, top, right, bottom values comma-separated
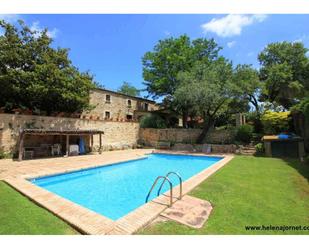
(240, 151, 256, 155)
(238, 146, 256, 155)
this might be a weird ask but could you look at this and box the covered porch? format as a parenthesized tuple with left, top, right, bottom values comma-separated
(17, 128, 104, 161)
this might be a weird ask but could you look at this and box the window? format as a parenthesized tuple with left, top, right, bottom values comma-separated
(144, 103, 148, 111)
(105, 94, 111, 103)
(127, 99, 132, 108)
(126, 114, 133, 120)
(105, 111, 110, 119)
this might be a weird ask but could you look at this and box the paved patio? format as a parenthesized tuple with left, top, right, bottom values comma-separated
(0, 149, 153, 180)
(1, 149, 233, 234)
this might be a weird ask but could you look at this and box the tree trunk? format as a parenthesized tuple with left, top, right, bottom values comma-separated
(196, 118, 214, 144)
(182, 111, 188, 128)
(248, 95, 260, 115)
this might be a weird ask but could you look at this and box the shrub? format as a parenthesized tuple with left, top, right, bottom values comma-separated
(0, 149, 12, 159)
(255, 143, 265, 156)
(261, 110, 291, 135)
(139, 114, 167, 129)
(245, 112, 263, 133)
(291, 97, 309, 121)
(252, 133, 263, 143)
(235, 124, 254, 144)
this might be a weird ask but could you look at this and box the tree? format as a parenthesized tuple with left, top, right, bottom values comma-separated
(117, 81, 140, 97)
(258, 41, 309, 109)
(174, 58, 241, 143)
(0, 20, 96, 115)
(139, 113, 167, 128)
(233, 64, 262, 114)
(142, 35, 222, 126)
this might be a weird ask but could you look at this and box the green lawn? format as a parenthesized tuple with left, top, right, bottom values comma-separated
(0, 181, 78, 235)
(139, 156, 309, 235)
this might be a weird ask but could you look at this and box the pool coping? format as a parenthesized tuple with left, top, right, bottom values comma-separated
(4, 151, 234, 235)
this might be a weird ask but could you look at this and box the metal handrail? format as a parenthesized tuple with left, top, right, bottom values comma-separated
(145, 176, 173, 206)
(157, 172, 182, 200)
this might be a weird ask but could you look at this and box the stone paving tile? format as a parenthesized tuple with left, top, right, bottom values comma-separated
(160, 195, 213, 229)
(0, 149, 152, 180)
(2, 149, 233, 235)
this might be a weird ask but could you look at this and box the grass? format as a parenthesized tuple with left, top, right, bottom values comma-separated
(0, 181, 78, 235)
(138, 156, 309, 235)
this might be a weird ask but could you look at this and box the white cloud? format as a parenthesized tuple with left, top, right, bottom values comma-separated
(293, 34, 309, 43)
(0, 14, 19, 23)
(201, 14, 267, 37)
(227, 41, 236, 48)
(30, 21, 58, 39)
(0, 14, 20, 36)
(164, 30, 171, 36)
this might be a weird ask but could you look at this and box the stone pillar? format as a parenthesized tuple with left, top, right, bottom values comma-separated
(264, 141, 272, 157)
(65, 135, 70, 157)
(236, 113, 246, 127)
(298, 141, 305, 158)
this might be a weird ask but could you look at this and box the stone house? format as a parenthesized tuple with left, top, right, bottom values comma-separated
(83, 88, 159, 121)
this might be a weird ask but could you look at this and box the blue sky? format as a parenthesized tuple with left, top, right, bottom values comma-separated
(1, 14, 309, 98)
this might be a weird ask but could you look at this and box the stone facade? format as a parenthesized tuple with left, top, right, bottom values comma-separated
(0, 114, 139, 154)
(84, 88, 158, 121)
(139, 128, 235, 147)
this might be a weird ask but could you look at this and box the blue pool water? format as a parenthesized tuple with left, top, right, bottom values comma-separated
(31, 153, 222, 220)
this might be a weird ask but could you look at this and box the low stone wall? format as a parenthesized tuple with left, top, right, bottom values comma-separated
(0, 114, 139, 154)
(139, 128, 235, 147)
(171, 143, 237, 153)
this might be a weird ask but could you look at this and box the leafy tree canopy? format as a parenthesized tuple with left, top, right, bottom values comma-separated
(139, 113, 167, 129)
(0, 20, 96, 115)
(117, 81, 140, 97)
(258, 41, 309, 109)
(233, 64, 262, 114)
(291, 97, 309, 121)
(174, 58, 242, 143)
(142, 35, 221, 98)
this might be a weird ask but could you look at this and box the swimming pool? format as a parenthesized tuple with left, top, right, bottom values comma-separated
(31, 153, 223, 220)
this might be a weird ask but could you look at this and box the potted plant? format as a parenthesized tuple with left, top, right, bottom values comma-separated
(70, 112, 80, 118)
(12, 108, 22, 114)
(22, 108, 33, 115)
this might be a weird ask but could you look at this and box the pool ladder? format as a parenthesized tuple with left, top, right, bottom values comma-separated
(145, 172, 183, 207)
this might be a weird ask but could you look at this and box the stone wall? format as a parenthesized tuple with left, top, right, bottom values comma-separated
(0, 114, 237, 156)
(139, 128, 235, 147)
(171, 143, 237, 153)
(0, 114, 140, 154)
